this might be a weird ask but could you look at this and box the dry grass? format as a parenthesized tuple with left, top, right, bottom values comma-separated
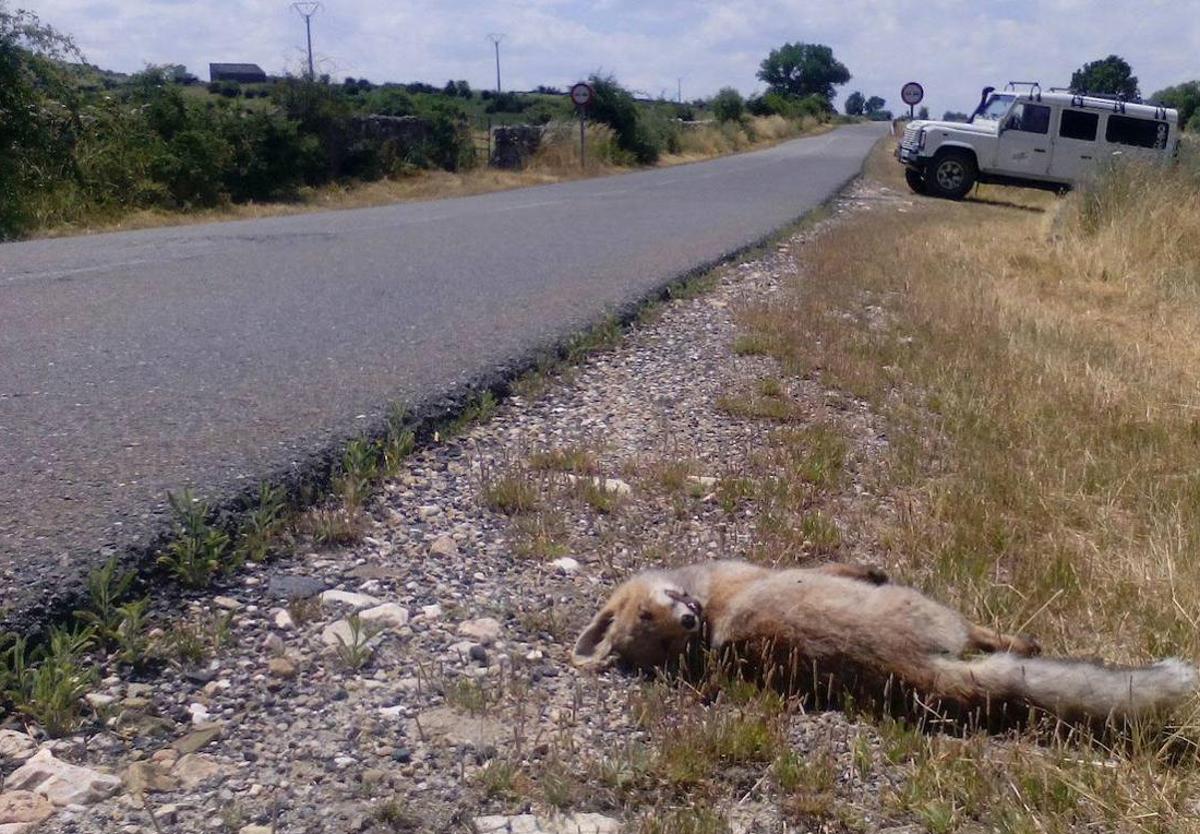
(725, 137, 1200, 829)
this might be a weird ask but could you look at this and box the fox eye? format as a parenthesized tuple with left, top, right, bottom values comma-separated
(639, 610, 654, 621)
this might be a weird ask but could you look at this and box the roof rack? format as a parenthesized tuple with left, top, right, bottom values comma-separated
(1004, 81, 1041, 101)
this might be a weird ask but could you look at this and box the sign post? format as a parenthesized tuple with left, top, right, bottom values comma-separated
(570, 82, 594, 169)
(901, 81, 925, 120)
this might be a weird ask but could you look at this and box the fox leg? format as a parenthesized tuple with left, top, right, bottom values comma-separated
(967, 623, 1041, 657)
(814, 563, 889, 586)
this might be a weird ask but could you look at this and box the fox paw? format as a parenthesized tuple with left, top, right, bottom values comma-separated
(1010, 635, 1042, 657)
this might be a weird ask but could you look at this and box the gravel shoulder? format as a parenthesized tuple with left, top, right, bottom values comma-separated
(4, 178, 928, 834)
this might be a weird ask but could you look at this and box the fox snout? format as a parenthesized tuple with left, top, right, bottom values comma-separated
(666, 589, 702, 631)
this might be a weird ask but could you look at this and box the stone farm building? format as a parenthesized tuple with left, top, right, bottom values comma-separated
(209, 63, 267, 83)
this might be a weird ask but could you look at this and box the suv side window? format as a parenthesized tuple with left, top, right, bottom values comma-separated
(1059, 109, 1098, 141)
(1105, 115, 1170, 149)
(1006, 103, 1051, 134)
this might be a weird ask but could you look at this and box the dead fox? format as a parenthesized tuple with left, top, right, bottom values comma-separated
(572, 560, 1197, 723)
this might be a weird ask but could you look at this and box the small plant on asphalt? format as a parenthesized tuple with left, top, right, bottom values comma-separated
(338, 436, 380, 511)
(158, 490, 230, 588)
(236, 482, 289, 565)
(480, 464, 542, 515)
(301, 506, 366, 546)
(114, 598, 152, 667)
(162, 612, 235, 667)
(446, 390, 498, 438)
(333, 613, 378, 670)
(287, 595, 322, 626)
(74, 554, 139, 646)
(382, 404, 416, 477)
(12, 626, 97, 737)
(373, 796, 419, 832)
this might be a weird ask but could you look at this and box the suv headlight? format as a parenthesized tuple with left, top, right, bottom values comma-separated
(917, 128, 927, 150)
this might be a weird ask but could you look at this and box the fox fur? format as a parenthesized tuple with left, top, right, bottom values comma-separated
(572, 560, 1197, 724)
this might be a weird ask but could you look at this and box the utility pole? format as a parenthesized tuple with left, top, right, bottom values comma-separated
(677, 77, 682, 104)
(487, 33, 505, 93)
(292, 1, 321, 80)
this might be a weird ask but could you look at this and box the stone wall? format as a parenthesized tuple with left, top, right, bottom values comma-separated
(490, 125, 543, 169)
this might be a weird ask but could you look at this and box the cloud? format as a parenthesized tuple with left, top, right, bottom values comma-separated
(30, 0, 1200, 114)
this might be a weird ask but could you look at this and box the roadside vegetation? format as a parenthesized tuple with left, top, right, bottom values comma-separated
(701, 138, 1200, 830)
(0, 4, 847, 240)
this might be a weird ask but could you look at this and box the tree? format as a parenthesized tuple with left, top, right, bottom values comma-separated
(942, 110, 970, 122)
(844, 91, 865, 116)
(757, 42, 850, 102)
(1071, 55, 1139, 99)
(864, 95, 886, 115)
(917, 105, 929, 120)
(454, 79, 471, 98)
(711, 87, 744, 123)
(0, 4, 80, 238)
(1150, 81, 1200, 130)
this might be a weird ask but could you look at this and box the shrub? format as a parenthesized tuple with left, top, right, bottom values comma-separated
(711, 87, 745, 123)
(587, 74, 661, 164)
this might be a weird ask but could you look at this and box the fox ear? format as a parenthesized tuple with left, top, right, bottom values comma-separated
(572, 608, 616, 668)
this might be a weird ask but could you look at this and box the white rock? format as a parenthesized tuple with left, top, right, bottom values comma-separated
(550, 557, 580, 575)
(211, 596, 241, 611)
(473, 816, 512, 834)
(187, 703, 211, 724)
(420, 604, 443, 620)
(359, 603, 410, 629)
(686, 475, 719, 489)
(4, 749, 121, 807)
(320, 619, 355, 648)
(273, 609, 295, 630)
(0, 790, 54, 827)
(447, 640, 476, 658)
(457, 617, 502, 644)
(378, 706, 404, 719)
(319, 590, 381, 610)
(601, 478, 632, 496)
(0, 731, 36, 761)
(172, 753, 226, 789)
(565, 475, 631, 496)
(509, 815, 542, 834)
(417, 504, 442, 519)
(239, 826, 273, 834)
(430, 535, 459, 558)
(83, 693, 115, 709)
(553, 813, 622, 834)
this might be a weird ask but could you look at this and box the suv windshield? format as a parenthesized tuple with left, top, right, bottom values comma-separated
(975, 94, 1015, 122)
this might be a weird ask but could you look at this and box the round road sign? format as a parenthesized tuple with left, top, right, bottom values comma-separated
(901, 82, 924, 107)
(570, 82, 594, 108)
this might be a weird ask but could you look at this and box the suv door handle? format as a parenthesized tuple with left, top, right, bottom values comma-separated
(1034, 148, 1047, 153)
(1081, 155, 1093, 160)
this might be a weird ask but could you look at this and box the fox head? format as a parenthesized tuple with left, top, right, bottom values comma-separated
(571, 575, 703, 670)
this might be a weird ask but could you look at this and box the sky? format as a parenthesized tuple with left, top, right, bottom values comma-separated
(26, 0, 1200, 116)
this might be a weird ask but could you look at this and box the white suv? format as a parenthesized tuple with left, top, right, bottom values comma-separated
(897, 83, 1180, 199)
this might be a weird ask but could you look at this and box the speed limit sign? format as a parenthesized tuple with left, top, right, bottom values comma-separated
(901, 81, 924, 109)
(570, 82, 594, 108)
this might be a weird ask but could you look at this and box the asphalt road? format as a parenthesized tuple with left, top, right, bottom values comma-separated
(0, 122, 885, 626)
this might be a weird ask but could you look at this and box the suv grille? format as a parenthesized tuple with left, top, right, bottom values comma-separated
(902, 124, 920, 149)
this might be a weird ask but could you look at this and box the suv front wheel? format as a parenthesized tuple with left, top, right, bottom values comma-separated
(904, 168, 927, 195)
(926, 151, 977, 200)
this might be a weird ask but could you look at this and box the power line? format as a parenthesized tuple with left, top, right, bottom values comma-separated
(292, 2, 321, 80)
(487, 33, 505, 93)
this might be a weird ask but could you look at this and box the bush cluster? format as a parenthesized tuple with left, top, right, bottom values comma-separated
(0, 22, 477, 239)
